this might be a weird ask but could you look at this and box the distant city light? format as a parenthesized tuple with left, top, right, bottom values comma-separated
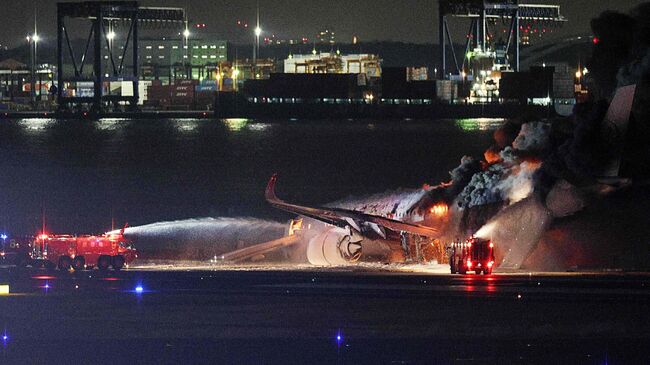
(32, 34, 40, 43)
(255, 26, 262, 37)
(183, 29, 191, 38)
(106, 31, 116, 40)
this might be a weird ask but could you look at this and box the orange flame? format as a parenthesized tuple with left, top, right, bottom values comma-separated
(430, 203, 449, 217)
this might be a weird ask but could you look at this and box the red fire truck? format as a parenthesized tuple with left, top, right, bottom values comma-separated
(449, 237, 495, 275)
(32, 231, 137, 271)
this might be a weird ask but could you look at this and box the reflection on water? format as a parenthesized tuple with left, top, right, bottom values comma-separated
(455, 118, 506, 132)
(96, 118, 129, 131)
(0, 117, 500, 235)
(18, 118, 56, 133)
(174, 119, 202, 133)
(223, 118, 251, 132)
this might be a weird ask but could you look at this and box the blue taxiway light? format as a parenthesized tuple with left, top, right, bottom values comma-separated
(0, 234, 7, 240)
(135, 285, 144, 293)
(336, 330, 343, 344)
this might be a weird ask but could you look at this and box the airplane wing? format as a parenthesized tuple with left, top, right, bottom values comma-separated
(265, 175, 438, 238)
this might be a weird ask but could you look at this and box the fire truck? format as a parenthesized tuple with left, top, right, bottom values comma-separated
(448, 237, 495, 275)
(0, 235, 34, 267)
(32, 231, 137, 271)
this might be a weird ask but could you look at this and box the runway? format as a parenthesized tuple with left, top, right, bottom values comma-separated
(1, 265, 649, 364)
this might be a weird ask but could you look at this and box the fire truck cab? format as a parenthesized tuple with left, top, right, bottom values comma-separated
(448, 237, 495, 275)
(0, 235, 34, 267)
(33, 233, 137, 271)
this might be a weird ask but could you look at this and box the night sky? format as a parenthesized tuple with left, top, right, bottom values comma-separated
(0, 0, 645, 48)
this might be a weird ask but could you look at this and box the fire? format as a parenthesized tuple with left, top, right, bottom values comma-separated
(430, 203, 449, 217)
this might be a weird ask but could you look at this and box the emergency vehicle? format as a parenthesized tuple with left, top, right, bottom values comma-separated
(448, 237, 495, 275)
(0, 235, 33, 267)
(32, 230, 137, 271)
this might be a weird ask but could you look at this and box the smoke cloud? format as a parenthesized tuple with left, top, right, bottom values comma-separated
(455, 124, 544, 210)
(512, 122, 551, 152)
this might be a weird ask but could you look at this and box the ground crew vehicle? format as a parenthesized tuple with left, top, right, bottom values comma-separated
(449, 237, 495, 275)
(33, 231, 137, 271)
(0, 235, 34, 267)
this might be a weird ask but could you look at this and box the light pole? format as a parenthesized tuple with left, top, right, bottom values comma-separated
(183, 22, 190, 79)
(28, 34, 40, 108)
(253, 2, 261, 78)
(254, 26, 262, 78)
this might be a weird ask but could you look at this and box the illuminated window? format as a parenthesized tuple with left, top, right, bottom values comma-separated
(145, 45, 152, 49)
(158, 45, 165, 49)
(172, 45, 179, 49)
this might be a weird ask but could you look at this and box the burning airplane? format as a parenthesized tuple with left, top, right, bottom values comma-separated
(122, 4, 650, 271)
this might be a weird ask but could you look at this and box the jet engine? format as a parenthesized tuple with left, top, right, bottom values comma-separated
(306, 227, 363, 265)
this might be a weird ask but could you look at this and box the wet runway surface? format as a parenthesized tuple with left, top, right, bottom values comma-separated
(1, 266, 649, 364)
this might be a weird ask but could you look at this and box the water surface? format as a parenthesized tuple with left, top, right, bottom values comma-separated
(0, 118, 503, 234)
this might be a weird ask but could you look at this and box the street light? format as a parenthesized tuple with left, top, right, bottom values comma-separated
(253, 26, 262, 63)
(182, 22, 190, 77)
(106, 31, 116, 40)
(27, 33, 40, 108)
